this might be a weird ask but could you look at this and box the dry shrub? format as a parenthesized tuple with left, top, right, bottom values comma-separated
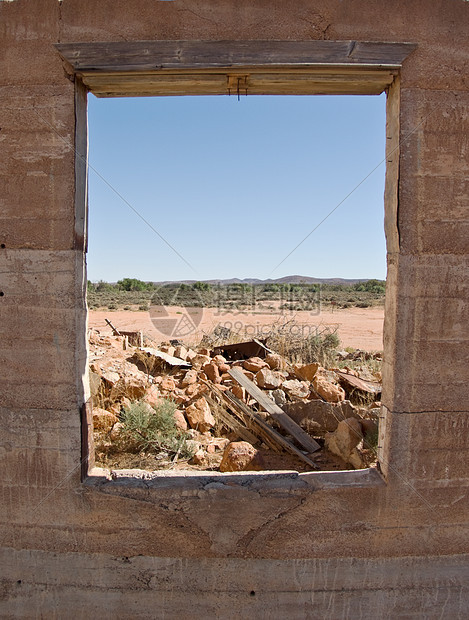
(264, 319, 340, 366)
(120, 399, 194, 459)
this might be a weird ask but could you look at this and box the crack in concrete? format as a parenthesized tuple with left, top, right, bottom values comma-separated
(297, 12, 332, 40)
(236, 496, 306, 552)
(177, 7, 217, 26)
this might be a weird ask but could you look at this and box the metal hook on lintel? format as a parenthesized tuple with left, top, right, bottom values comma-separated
(227, 75, 249, 100)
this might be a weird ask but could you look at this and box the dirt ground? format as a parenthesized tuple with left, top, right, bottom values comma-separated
(89, 305, 384, 351)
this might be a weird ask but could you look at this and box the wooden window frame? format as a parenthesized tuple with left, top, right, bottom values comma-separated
(60, 40, 415, 486)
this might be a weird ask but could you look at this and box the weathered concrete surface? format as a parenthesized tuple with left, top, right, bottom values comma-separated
(1, 0, 468, 616)
(2, 548, 469, 619)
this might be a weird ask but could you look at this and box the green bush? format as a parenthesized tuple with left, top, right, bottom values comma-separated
(354, 279, 386, 294)
(117, 278, 148, 292)
(120, 399, 194, 458)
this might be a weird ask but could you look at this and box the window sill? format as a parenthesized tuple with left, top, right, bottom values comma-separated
(83, 466, 385, 500)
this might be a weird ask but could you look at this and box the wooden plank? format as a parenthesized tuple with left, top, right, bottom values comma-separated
(105, 318, 121, 336)
(81, 400, 94, 481)
(228, 367, 321, 454)
(88, 81, 389, 98)
(203, 380, 280, 451)
(203, 391, 260, 446)
(79, 66, 397, 97)
(74, 78, 88, 251)
(222, 391, 319, 469)
(221, 391, 283, 453)
(56, 40, 417, 73)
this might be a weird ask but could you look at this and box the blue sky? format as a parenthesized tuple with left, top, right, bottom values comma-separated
(87, 93, 386, 283)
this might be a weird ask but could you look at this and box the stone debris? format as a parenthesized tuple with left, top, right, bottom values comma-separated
(293, 362, 320, 382)
(219, 441, 265, 472)
(185, 397, 216, 432)
(325, 418, 368, 469)
(284, 399, 366, 435)
(281, 379, 310, 399)
(255, 368, 283, 390)
(89, 325, 382, 472)
(265, 353, 287, 371)
(243, 357, 269, 373)
(93, 408, 119, 432)
(312, 374, 346, 403)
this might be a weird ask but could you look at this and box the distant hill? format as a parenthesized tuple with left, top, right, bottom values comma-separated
(153, 275, 374, 286)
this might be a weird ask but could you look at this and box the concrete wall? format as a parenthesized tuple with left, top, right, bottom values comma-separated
(1, 1, 468, 617)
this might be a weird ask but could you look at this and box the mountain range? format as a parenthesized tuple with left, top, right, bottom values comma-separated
(153, 275, 375, 286)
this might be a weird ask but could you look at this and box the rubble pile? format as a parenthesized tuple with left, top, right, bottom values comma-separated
(89, 326, 382, 473)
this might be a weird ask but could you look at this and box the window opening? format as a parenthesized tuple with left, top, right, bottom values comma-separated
(85, 92, 387, 476)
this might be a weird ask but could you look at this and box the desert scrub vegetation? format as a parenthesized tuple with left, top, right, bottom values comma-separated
(265, 323, 341, 367)
(118, 399, 195, 460)
(87, 278, 385, 311)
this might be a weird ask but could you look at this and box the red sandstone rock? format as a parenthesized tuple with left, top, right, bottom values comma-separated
(243, 357, 268, 373)
(312, 374, 345, 403)
(174, 345, 188, 360)
(191, 354, 211, 369)
(202, 362, 221, 384)
(325, 418, 365, 468)
(231, 384, 246, 401)
(219, 441, 265, 472)
(255, 368, 283, 390)
(294, 362, 320, 382)
(185, 397, 215, 432)
(173, 410, 188, 432)
(212, 355, 229, 371)
(265, 353, 288, 371)
(93, 408, 118, 432)
(160, 376, 176, 391)
(143, 385, 162, 408)
(180, 369, 198, 387)
(282, 379, 310, 399)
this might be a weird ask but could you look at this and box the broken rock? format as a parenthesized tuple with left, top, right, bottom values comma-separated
(243, 357, 268, 373)
(293, 362, 320, 382)
(312, 374, 345, 403)
(219, 441, 265, 472)
(283, 399, 362, 435)
(160, 376, 176, 391)
(185, 383, 207, 398)
(110, 422, 124, 441)
(231, 384, 246, 401)
(173, 410, 188, 432)
(143, 385, 162, 408)
(180, 369, 198, 387)
(255, 368, 283, 390)
(265, 353, 287, 371)
(116, 377, 147, 401)
(185, 397, 216, 432)
(271, 388, 287, 406)
(212, 355, 229, 373)
(325, 418, 365, 469)
(174, 345, 188, 361)
(190, 448, 208, 466)
(202, 362, 221, 384)
(93, 408, 118, 432)
(191, 354, 211, 369)
(282, 379, 310, 399)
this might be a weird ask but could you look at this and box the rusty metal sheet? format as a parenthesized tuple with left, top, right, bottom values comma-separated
(213, 338, 274, 361)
